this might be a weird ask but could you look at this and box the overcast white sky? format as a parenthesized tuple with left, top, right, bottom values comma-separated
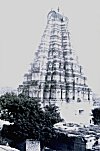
(0, 0, 100, 95)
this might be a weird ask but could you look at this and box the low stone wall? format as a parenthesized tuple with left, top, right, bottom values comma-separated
(43, 133, 86, 151)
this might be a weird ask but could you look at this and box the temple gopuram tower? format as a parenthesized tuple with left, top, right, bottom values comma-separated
(18, 10, 93, 125)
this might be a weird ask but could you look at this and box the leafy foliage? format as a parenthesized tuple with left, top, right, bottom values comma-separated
(92, 108, 100, 124)
(0, 93, 62, 145)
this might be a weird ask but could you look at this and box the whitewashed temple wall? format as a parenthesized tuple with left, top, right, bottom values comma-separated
(55, 100, 93, 125)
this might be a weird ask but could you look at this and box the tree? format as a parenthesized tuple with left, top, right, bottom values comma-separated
(44, 104, 62, 125)
(92, 108, 100, 124)
(40, 104, 63, 147)
(0, 93, 62, 147)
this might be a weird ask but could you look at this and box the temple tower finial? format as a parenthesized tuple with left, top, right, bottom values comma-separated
(57, 7, 60, 12)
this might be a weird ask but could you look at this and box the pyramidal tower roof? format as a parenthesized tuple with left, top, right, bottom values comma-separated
(18, 9, 92, 105)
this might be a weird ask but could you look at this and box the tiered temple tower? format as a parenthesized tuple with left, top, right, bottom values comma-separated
(18, 10, 93, 125)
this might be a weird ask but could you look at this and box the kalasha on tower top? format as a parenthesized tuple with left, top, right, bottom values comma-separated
(18, 9, 93, 125)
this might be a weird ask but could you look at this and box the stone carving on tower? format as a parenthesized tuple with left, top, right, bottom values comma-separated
(18, 10, 93, 125)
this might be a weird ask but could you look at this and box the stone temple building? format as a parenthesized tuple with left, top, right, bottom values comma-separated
(18, 10, 93, 125)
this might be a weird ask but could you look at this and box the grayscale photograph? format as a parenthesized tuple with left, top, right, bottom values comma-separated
(0, 0, 100, 151)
